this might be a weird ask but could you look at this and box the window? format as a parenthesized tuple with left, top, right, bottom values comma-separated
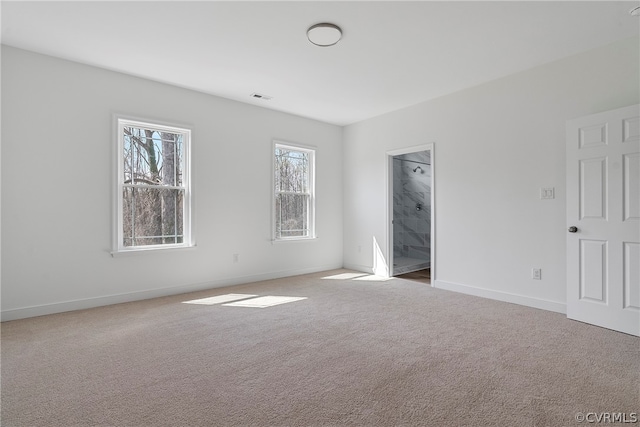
(115, 118, 191, 252)
(273, 142, 315, 240)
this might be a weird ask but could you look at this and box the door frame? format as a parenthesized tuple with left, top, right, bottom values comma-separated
(386, 143, 435, 278)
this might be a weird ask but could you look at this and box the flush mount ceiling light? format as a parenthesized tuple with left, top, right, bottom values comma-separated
(307, 23, 342, 47)
(630, 6, 640, 16)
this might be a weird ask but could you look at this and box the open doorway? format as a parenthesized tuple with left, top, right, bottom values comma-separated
(387, 144, 434, 282)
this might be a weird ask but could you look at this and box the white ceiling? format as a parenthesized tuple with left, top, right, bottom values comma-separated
(2, 1, 638, 126)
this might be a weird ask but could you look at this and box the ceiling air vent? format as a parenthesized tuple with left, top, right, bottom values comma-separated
(250, 93, 272, 100)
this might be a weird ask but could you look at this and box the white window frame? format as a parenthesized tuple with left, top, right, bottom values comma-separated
(272, 141, 316, 242)
(113, 116, 193, 254)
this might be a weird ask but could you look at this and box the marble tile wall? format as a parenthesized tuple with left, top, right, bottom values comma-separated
(393, 151, 431, 266)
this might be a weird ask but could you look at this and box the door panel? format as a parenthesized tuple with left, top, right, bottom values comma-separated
(579, 123, 608, 148)
(623, 242, 640, 310)
(579, 240, 607, 303)
(623, 117, 640, 143)
(624, 153, 640, 221)
(567, 104, 640, 336)
(580, 157, 607, 220)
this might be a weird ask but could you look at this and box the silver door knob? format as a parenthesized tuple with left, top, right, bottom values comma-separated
(568, 226, 578, 233)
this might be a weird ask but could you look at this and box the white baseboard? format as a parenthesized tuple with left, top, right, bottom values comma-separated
(342, 263, 374, 274)
(433, 279, 566, 314)
(1, 263, 343, 322)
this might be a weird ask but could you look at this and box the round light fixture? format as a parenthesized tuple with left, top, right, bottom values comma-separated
(307, 23, 342, 47)
(630, 6, 640, 16)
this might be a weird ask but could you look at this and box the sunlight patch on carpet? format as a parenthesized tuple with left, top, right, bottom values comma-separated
(321, 273, 369, 280)
(353, 275, 392, 282)
(321, 272, 391, 282)
(223, 296, 307, 308)
(182, 294, 257, 305)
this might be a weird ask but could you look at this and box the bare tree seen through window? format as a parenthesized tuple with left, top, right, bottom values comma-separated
(122, 126, 184, 247)
(275, 146, 312, 238)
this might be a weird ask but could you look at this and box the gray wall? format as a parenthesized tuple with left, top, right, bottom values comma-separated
(2, 36, 638, 320)
(1, 46, 344, 320)
(343, 36, 640, 312)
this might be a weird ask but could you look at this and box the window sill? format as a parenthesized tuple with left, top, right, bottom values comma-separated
(271, 237, 318, 244)
(111, 244, 197, 258)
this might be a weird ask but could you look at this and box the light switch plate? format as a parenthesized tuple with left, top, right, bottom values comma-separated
(540, 187, 555, 199)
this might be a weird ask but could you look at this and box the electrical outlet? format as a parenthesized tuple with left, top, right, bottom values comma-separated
(532, 268, 542, 280)
(233, 254, 239, 263)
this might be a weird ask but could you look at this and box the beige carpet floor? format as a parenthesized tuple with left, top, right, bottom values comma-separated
(2, 269, 638, 426)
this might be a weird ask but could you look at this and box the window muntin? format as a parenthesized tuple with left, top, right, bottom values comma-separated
(274, 143, 315, 240)
(116, 118, 191, 251)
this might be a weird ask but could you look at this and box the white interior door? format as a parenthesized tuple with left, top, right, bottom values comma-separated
(566, 104, 640, 336)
